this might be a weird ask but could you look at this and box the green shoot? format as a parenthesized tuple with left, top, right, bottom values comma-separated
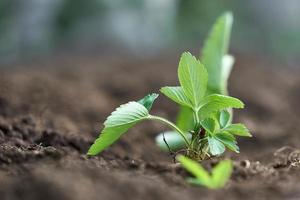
(156, 11, 236, 151)
(88, 51, 250, 161)
(177, 155, 232, 189)
(201, 11, 234, 95)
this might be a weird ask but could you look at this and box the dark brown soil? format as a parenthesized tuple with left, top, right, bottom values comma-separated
(0, 53, 299, 200)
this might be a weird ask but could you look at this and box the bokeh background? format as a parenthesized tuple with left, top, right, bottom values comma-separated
(0, 0, 299, 65)
(0, 1, 300, 200)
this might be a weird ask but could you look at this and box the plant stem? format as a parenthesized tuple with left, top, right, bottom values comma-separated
(193, 108, 200, 131)
(148, 115, 190, 146)
(191, 108, 200, 144)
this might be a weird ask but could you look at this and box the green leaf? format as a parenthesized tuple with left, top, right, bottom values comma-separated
(208, 137, 225, 156)
(176, 106, 194, 131)
(176, 155, 211, 185)
(198, 94, 244, 119)
(177, 156, 232, 189)
(201, 118, 216, 134)
(216, 131, 235, 141)
(216, 133, 239, 153)
(211, 160, 233, 188)
(137, 93, 159, 111)
(219, 110, 230, 128)
(155, 131, 191, 151)
(201, 12, 233, 94)
(178, 52, 208, 107)
(87, 102, 149, 155)
(224, 124, 252, 137)
(160, 86, 192, 108)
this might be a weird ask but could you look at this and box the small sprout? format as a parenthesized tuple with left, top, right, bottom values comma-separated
(87, 11, 251, 162)
(177, 155, 232, 189)
(160, 11, 236, 150)
(87, 51, 250, 160)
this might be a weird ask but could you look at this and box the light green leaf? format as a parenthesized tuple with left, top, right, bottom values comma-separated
(224, 124, 252, 137)
(177, 156, 232, 189)
(176, 155, 232, 189)
(201, 12, 233, 94)
(87, 102, 149, 155)
(176, 155, 211, 185)
(201, 118, 216, 134)
(219, 110, 230, 128)
(160, 86, 192, 108)
(208, 137, 226, 156)
(198, 94, 244, 119)
(155, 131, 191, 151)
(211, 160, 233, 188)
(138, 93, 159, 111)
(178, 52, 208, 107)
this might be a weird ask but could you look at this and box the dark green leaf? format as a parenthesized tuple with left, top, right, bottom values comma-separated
(198, 94, 244, 119)
(137, 93, 159, 111)
(224, 123, 251, 137)
(219, 110, 230, 128)
(216, 133, 239, 153)
(201, 118, 216, 134)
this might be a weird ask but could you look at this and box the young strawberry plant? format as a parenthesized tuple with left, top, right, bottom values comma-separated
(177, 155, 232, 189)
(87, 50, 250, 160)
(156, 11, 237, 151)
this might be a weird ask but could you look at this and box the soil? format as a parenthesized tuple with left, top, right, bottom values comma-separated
(0, 52, 299, 200)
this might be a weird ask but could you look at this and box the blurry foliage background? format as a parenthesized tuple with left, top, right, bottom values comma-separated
(0, 0, 299, 64)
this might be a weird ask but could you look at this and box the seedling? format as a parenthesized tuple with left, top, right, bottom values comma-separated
(156, 12, 236, 151)
(177, 155, 232, 189)
(87, 50, 250, 160)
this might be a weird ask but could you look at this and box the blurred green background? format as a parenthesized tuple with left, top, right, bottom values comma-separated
(0, 0, 299, 64)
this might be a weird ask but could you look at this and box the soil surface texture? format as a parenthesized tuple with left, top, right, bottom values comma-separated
(0, 53, 299, 200)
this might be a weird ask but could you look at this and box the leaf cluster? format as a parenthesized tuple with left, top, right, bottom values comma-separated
(87, 51, 250, 158)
